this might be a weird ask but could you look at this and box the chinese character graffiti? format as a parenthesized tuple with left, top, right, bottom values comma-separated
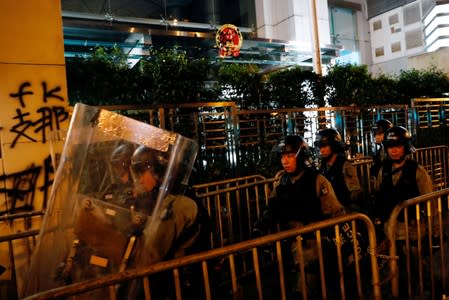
(9, 81, 69, 148)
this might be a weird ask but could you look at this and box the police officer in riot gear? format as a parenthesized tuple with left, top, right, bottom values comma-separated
(373, 126, 432, 223)
(127, 145, 208, 299)
(315, 128, 362, 211)
(129, 145, 203, 260)
(268, 135, 344, 229)
(372, 127, 433, 298)
(255, 135, 344, 298)
(371, 119, 393, 177)
(129, 145, 167, 215)
(373, 119, 393, 146)
(102, 142, 136, 207)
(22, 104, 203, 299)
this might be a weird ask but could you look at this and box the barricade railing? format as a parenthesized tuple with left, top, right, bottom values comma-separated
(349, 145, 449, 207)
(193, 176, 275, 248)
(3, 144, 449, 298)
(385, 188, 449, 299)
(0, 211, 44, 299)
(350, 156, 374, 205)
(23, 212, 381, 300)
(411, 145, 449, 190)
(193, 175, 268, 195)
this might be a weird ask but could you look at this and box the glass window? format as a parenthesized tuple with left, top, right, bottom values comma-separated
(405, 28, 424, 49)
(375, 47, 385, 57)
(391, 41, 401, 52)
(61, 0, 257, 28)
(329, 6, 360, 64)
(404, 2, 421, 26)
(389, 14, 399, 25)
(373, 20, 382, 31)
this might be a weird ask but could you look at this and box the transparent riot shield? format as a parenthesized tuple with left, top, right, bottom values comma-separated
(22, 103, 198, 298)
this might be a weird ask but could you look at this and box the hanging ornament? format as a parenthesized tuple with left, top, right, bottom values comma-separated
(216, 24, 243, 57)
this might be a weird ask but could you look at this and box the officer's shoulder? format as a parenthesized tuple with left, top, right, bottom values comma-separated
(315, 172, 330, 183)
(274, 170, 285, 179)
(164, 194, 197, 210)
(415, 163, 430, 176)
(160, 194, 198, 220)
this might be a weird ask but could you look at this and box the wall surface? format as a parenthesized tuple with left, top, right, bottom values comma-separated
(0, 0, 70, 295)
(255, 0, 331, 47)
(408, 48, 449, 74)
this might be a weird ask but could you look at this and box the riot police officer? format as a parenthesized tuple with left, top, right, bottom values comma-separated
(372, 126, 433, 299)
(373, 126, 432, 224)
(267, 135, 344, 230)
(371, 119, 393, 178)
(255, 135, 344, 298)
(129, 145, 204, 261)
(102, 142, 136, 207)
(315, 128, 362, 211)
(127, 145, 209, 299)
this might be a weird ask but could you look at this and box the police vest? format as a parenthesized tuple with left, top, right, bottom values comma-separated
(377, 159, 419, 221)
(320, 154, 351, 206)
(273, 168, 324, 227)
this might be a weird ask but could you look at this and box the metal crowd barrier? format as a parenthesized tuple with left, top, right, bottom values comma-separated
(350, 156, 374, 205)
(23, 213, 382, 300)
(0, 211, 44, 299)
(193, 175, 268, 195)
(385, 188, 449, 300)
(1, 145, 448, 298)
(411, 145, 449, 190)
(349, 145, 449, 207)
(193, 175, 275, 248)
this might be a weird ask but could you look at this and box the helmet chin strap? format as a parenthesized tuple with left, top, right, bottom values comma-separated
(294, 145, 315, 170)
(295, 147, 301, 158)
(295, 146, 305, 167)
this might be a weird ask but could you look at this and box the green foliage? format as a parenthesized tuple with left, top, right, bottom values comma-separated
(217, 63, 264, 108)
(325, 64, 372, 106)
(397, 67, 449, 102)
(66, 47, 449, 108)
(66, 46, 142, 105)
(66, 47, 210, 106)
(140, 48, 210, 104)
(366, 73, 399, 105)
(266, 67, 324, 108)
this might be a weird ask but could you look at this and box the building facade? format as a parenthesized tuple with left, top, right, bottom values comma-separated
(367, 0, 449, 75)
(61, 0, 448, 75)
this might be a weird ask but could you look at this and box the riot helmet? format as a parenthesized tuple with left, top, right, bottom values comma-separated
(110, 143, 135, 173)
(275, 135, 315, 170)
(382, 126, 415, 154)
(130, 145, 167, 183)
(314, 128, 347, 154)
(373, 119, 392, 135)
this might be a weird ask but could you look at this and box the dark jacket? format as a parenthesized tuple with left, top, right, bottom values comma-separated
(375, 159, 419, 222)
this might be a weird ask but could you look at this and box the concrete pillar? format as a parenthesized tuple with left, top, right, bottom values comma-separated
(0, 1, 70, 296)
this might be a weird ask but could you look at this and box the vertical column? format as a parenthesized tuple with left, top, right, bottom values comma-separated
(310, 0, 322, 75)
(0, 0, 70, 295)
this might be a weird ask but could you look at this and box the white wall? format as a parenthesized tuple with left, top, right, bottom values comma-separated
(255, 0, 331, 48)
(368, 1, 426, 75)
